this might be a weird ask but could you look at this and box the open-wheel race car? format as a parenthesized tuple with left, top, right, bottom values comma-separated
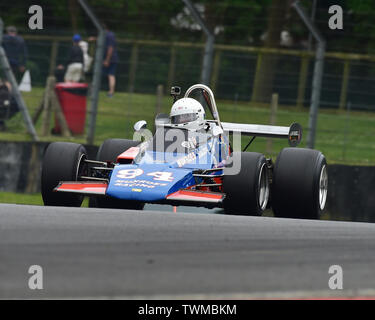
(41, 84, 328, 219)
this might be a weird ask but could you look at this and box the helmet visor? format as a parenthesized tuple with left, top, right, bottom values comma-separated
(171, 113, 197, 125)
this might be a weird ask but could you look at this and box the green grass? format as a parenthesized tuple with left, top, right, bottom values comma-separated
(2, 87, 375, 165)
(0, 192, 90, 207)
(0, 192, 43, 205)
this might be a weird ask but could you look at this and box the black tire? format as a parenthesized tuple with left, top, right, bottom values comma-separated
(223, 152, 269, 216)
(271, 148, 328, 219)
(41, 142, 87, 207)
(91, 139, 144, 210)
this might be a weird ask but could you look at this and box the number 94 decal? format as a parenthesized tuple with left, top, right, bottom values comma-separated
(117, 169, 174, 182)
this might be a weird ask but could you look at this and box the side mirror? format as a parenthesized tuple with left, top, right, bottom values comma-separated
(134, 120, 147, 132)
(212, 125, 224, 137)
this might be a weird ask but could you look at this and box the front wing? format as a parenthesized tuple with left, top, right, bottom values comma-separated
(54, 182, 225, 206)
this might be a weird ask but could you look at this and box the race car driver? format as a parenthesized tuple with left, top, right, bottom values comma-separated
(169, 97, 206, 132)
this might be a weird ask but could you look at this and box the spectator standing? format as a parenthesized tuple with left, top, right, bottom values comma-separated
(2, 26, 28, 81)
(102, 24, 119, 97)
(64, 34, 84, 82)
(78, 40, 93, 74)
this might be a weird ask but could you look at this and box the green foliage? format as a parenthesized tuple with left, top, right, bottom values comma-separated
(1, 0, 375, 52)
(345, 0, 375, 53)
(0, 0, 273, 44)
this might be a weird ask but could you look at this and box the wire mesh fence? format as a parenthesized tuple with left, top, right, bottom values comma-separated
(9, 34, 375, 111)
(1, 35, 375, 165)
(1, 1, 375, 166)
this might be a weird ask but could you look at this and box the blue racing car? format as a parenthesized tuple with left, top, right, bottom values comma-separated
(41, 84, 328, 219)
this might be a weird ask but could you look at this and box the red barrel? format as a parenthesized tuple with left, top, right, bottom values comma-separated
(54, 83, 88, 135)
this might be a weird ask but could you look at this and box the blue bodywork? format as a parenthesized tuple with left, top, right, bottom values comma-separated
(106, 129, 229, 202)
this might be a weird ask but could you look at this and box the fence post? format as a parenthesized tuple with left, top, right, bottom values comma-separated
(211, 49, 222, 93)
(342, 101, 351, 161)
(41, 76, 71, 137)
(155, 84, 164, 115)
(151, 84, 164, 133)
(266, 93, 278, 154)
(50, 80, 71, 138)
(48, 40, 59, 76)
(128, 43, 139, 93)
(182, 0, 215, 86)
(41, 77, 53, 136)
(166, 46, 176, 92)
(297, 55, 309, 109)
(293, 1, 326, 149)
(79, 0, 105, 146)
(339, 60, 351, 110)
(32, 92, 46, 124)
(201, 35, 214, 85)
(25, 143, 40, 194)
(251, 52, 263, 102)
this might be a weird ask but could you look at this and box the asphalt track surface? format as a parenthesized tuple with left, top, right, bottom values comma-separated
(1, 203, 375, 299)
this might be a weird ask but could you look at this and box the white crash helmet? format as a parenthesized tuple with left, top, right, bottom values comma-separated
(170, 98, 205, 131)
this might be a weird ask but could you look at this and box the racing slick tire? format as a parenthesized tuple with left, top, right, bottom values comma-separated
(41, 142, 87, 207)
(271, 148, 328, 220)
(90, 139, 145, 210)
(223, 152, 269, 216)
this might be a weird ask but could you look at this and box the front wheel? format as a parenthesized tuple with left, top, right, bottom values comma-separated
(271, 148, 328, 219)
(41, 142, 87, 207)
(223, 152, 269, 216)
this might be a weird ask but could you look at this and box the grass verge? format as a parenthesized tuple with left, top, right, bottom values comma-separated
(0, 192, 89, 207)
(1, 87, 375, 165)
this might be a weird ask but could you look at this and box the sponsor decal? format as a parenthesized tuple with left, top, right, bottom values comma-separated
(114, 179, 168, 189)
(288, 123, 302, 147)
(289, 130, 300, 141)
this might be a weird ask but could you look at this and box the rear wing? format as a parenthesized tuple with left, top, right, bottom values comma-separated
(222, 122, 302, 147)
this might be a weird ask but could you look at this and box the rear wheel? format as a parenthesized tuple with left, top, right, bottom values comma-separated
(41, 142, 87, 206)
(223, 152, 269, 216)
(90, 139, 144, 210)
(271, 148, 328, 219)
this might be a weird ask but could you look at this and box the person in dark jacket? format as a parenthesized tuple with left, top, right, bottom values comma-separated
(88, 24, 119, 96)
(64, 34, 84, 82)
(102, 25, 119, 97)
(2, 26, 28, 81)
